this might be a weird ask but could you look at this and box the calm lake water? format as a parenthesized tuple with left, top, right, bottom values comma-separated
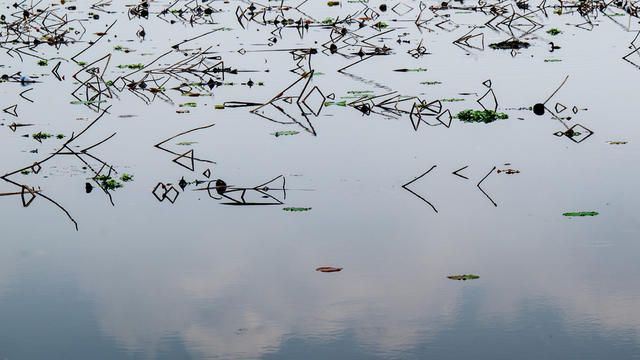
(1, 0, 640, 359)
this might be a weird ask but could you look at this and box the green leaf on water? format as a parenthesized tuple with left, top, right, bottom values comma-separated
(95, 175, 123, 190)
(563, 211, 599, 217)
(32, 132, 53, 140)
(547, 28, 562, 35)
(272, 131, 299, 137)
(456, 110, 508, 123)
(283, 207, 312, 212)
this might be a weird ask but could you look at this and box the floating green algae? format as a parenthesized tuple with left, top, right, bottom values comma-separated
(324, 101, 346, 107)
(547, 28, 562, 35)
(272, 131, 299, 137)
(456, 110, 508, 123)
(32, 132, 53, 140)
(563, 211, 599, 217)
(95, 175, 123, 190)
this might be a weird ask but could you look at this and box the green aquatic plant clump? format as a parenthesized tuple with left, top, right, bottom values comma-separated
(489, 39, 530, 50)
(283, 207, 312, 212)
(547, 28, 562, 35)
(456, 110, 508, 123)
(120, 174, 134, 182)
(95, 175, 123, 190)
(32, 132, 53, 140)
(563, 211, 599, 217)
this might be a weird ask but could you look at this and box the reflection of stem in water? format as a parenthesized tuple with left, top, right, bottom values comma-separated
(402, 165, 438, 213)
(477, 166, 497, 207)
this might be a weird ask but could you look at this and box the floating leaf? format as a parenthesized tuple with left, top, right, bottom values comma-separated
(120, 174, 134, 182)
(95, 175, 123, 190)
(316, 267, 342, 272)
(497, 169, 519, 174)
(547, 28, 562, 35)
(447, 274, 479, 280)
(456, 110, 508, 123)
(117, 63, 144, 69)
(32, 132, 53, 140)
(563, 211, 599, 217)
(179, 102, 197, 107)
(272, 131, 299, 137)
(489, 40, 530, 50)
